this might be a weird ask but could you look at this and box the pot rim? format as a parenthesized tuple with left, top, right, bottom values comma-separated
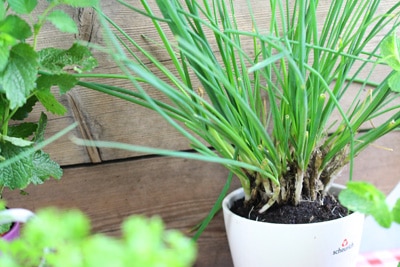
(222, 184, 363, 227)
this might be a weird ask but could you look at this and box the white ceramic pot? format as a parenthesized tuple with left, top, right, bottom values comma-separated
(222, 184, 364, 267)
(0, 208, 35, 241)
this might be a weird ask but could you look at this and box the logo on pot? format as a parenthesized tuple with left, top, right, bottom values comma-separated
(332, 238, 354, 255)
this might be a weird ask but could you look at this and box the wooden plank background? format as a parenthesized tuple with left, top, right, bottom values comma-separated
(3, 1, 400, 266)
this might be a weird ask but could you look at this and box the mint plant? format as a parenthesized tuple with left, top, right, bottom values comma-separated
(0, 208, 197, 267)
(0, 0, 98, 232)
(380, 33, 400, 93)
(339, 181, 400, 228)
(339, 34, 400, 229)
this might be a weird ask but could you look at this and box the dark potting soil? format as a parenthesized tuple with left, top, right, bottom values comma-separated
(230, 194, 350, 224)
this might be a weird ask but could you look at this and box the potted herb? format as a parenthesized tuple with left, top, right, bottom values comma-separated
(0, 0, 98, 238)
(340, 181, 400, 228)
(0, 207, 197, 266)
(74, 0, 400, 266)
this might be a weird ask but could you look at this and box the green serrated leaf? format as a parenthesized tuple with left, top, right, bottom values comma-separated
(388, 72, 400, 93)
(0, 15, 32, 72)
(35, 73, 77, 115)
(8, 122, 37, 139)
(0, 15, 32, 40)
(37, 73, 78, 95)
(2, 135, 33, 147)
(31, 150, 63, 184)
(56, 74, 78, 94)
(34, 113, 47, 144)
(1, 43, 38, 109)
(11, 96, 38, 121)
(39, 43, 97, 74)
(393, 198, 400, 224)
(37, 47, 62, 73)
(66, 43, 98, 72)
(339, 181, 392, 228)
(0, 113, 61, 190)
(46, 10, 78, 34)
(7, 0, 37, 14)
(0, 43, 9, 72)
(35, 89, 67, 115)
(0, 142, 33, 190)
(381, 34, 400, 71)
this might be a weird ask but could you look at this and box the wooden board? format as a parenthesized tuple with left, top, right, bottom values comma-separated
(336, 132, 400, 194)
(3, 157, 236, 266)
(3, 132, 399, 266)
(29, 0, 400, 165)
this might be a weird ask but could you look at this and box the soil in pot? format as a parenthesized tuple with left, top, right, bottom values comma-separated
(230, 193, 350, 224)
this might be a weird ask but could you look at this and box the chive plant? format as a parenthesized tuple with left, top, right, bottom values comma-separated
(80, 0, 400, 219)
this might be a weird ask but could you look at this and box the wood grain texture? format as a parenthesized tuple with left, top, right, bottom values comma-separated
(26, 95, 92, 165)
(337, 132, 400, 195)
(32, 0, 399, 164)
(3, 157, 236, 266)
(3, 132, 399, 266)
(21, 0, 398, 163)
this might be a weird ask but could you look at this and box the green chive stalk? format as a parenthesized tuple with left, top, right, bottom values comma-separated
(80, 0, 400, 214)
